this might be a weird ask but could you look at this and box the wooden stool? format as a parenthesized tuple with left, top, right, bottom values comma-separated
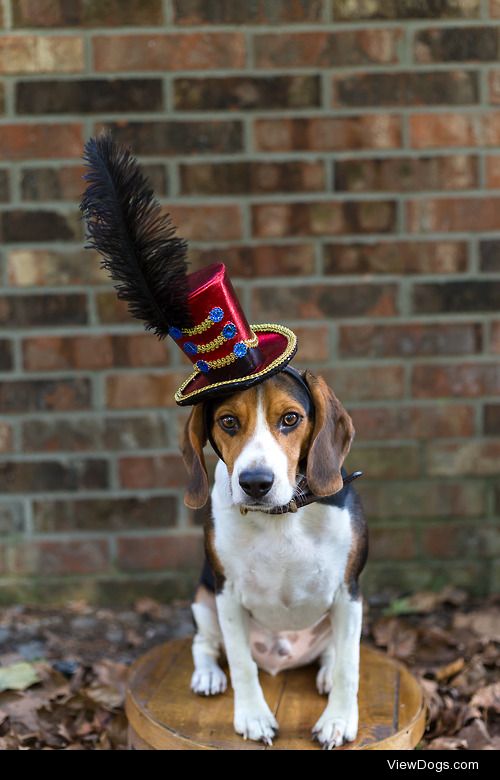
(126, 638, 426, 750)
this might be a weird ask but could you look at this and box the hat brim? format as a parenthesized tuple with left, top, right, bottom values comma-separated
(174, 323, 297, 406)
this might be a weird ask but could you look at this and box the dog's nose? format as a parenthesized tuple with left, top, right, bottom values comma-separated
(239, 469, 274, 499)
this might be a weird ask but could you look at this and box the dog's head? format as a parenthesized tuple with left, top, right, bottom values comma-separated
(181, 369, 355, 511)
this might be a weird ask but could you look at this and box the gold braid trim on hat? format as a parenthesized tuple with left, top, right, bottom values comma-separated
(194, 330, 259, 370)
(196, 329, 235, 354)
(174, 324, 297, 403)
(181, 313, 218, 336)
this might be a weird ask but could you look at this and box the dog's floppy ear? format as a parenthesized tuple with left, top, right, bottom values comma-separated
(303, 370, 355, 497)
(181, 403, 209, 509)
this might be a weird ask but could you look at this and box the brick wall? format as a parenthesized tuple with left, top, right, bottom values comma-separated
(0, 0, 499, 604)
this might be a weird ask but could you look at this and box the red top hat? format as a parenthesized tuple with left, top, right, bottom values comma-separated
(171, 262, 296, 405)
(80, 134, 297, 406)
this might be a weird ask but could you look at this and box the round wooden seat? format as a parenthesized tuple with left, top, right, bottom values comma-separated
(126, 638, 426, 750)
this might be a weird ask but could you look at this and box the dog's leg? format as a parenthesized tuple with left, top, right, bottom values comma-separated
(312, 585, 362, 749)
(216, 587, 279, 745)
(316, 646, 335, 695)
(190, 585, 227, 696)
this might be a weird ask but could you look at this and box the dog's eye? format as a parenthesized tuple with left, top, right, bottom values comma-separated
(282, 412, 300, 427)
(219, 415, 239, 431)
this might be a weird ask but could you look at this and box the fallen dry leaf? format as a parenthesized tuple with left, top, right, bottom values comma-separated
(425, 736, 467, 750)
(0, 663, 41, 692)
(434, 657, 465, 682)
(471, 682, 500, 714)
(453, 609, 500, 642)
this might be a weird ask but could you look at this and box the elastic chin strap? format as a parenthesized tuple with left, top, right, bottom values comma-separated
(202, 365, 313, 464)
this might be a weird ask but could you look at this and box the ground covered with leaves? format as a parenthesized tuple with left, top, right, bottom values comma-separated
(0, 588, 498, 750)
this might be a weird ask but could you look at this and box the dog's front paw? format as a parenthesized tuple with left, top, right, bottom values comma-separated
(191, 666, 227, 696)
(316, 664, 334, 695)
(312, 704, 358, 750)
(234, 701, 279, 746)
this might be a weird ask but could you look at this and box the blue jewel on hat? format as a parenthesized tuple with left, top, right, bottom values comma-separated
(233, 342, 248, 358)
(169, 326, 182, 340)
(183, 341, 198, 356)
(222, 322, 236, 339)
(196, 360, 210, 373)
(209, 306, 224, 323)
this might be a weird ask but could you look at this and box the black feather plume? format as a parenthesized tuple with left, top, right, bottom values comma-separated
(80, 133, 193, 337)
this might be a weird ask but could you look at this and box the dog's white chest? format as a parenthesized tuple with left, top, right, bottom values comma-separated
(212, 482, 353, 632)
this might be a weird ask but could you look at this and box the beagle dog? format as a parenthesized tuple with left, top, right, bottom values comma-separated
(182, 367, 368, 749)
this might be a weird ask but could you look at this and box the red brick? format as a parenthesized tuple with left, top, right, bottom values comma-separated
(415, 26, 499, 63)
(252, 200, 396, 238)
(335, 155, 477, 192)
(118, 455, 187, 490)
(106, 372, 187, 409)
(407, 197, 500, 232)
(490, 322, 500, 353)
(172, 0, 324, 24)
(7, 249, 106, 286)
(322, 365, 405, 401)
(252, 283, 398, 320)
(0, 339, 13, 370)
(427, 440, 500, 476)
(333, 71, 478, 107)
(12, 539, 110, 576)
(485, 155, 500, 187)
(421, 524, 492, 560)
(370, 527, 416, 560)
(17, 79, 162, 115)
(0, 422, 13, 453)
(0, 170, 9, 202)
(484, 404, 500, 434)
(12, 0, 163, 27)
(333, 0, 480, 20)
(102, 120, 243, 156)
(23, 414, 169, 453)
(345, 445, 420, 479)
(21, 165, 85, 201)
(339, 322, 482, 358)
(180, 161, 326, 196)
(95, 292, 130, 324)
(413, 281, 500, 314)
(254, 115, 402, 152)
(0, 379, 91, 413)
(33, 496, 177, 532)
(166, 205, 241, 241)
(294, 326, 330, 363)
(480, 240, 500, 271)
(493, 0, 500, 18)
(358, 480, 484, 519)
(255, 30, 401, 67)
(175, 75, 319, 111)
(23, 335, 169, 371)
(1, 209, 81, 243)
(93, 33, 245, 71)
(352, 404, 474, 441)
(188, 244, 315, 278)
(0, 459, 108, 493)
(324, 241, 467, 275)
(0, 293, 87, 328)
(409, 112, 500, 148)
(413, 363, 500, 398)
(116, 534, 203, 572)
(0, 124, 83, 160)
(0, 35, 84, 73)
